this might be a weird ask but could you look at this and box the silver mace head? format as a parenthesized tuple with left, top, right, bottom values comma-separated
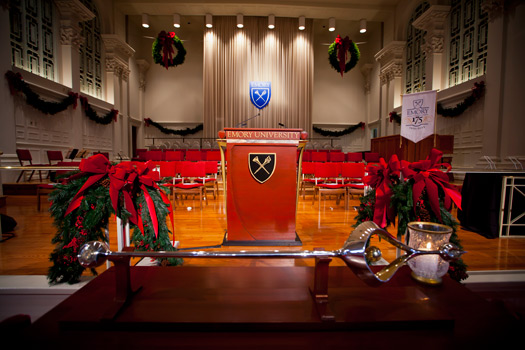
(78, 221, 466, 286)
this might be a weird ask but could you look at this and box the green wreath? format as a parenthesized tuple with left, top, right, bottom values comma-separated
(152, 31, 186, 69)
(328, 35, 360, 75)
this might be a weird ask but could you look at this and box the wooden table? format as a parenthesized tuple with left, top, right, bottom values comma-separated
(23, 265, 519, 349)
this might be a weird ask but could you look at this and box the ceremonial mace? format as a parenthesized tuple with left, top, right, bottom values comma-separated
(78, 221, 465, 320)
(79, 221, 464, 285)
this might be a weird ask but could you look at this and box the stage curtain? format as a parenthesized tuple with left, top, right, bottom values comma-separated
(203, 16, 313, 137)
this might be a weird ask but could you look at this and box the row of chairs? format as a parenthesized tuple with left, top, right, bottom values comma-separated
(301, 162, 366, 209)
(300, 150, 380, 163)
(155, 161, 220, 210)
(136, 149, 222, 162)
(16, 149, 100, 183)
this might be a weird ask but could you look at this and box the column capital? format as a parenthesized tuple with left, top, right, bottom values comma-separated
(374, 41, 405, 85)
(481, 0, 505, 22)
(55, 0, 94, 49)
(102, 35, 135, 82)
(412, 5, 450, 55)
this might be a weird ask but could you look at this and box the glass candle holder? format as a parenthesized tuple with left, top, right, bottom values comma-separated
(407, 222, 453, 285)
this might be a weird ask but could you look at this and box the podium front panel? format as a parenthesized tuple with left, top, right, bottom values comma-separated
(222, 128, 304, 245)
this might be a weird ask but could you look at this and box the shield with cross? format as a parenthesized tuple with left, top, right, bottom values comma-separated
(250, 81, 271, 109)
(248, 153, 276, 183)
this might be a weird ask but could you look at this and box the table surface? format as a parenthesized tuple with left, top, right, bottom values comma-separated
(23, 265, 519, 349)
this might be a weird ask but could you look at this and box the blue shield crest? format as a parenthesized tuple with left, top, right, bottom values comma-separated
(250, 81, 271, 109)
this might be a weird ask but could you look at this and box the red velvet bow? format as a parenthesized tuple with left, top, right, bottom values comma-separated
(402, 149, 462, 222)
(364, 155, 400, 228)
(158, 31, 175, 69)
(335, 35, 351, 77)
(68, 91, 79, 109)
(65, 154, 112, 216)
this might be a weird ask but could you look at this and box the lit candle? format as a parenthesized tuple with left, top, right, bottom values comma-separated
(418, 242, 439, 278)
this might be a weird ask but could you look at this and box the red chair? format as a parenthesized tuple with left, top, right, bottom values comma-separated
(16, 149, 45, 182)
(303, 150, 312, 162)
(301, 162, 321, 199)
(206, 150, 221, 161)
(173, 161, 207, 209)
(46, 150, 63, 165)
(365, 152, 380, 164)
(329, 152, 345, 162)
(185, 150, 202, 161)
(195, 161, 219, 199)
(341, 162, 365, 199)
(313, 162, 346, 208)
(165, 150, 184, 161)
(144, 151, 164, 161)
(135, 149, 147, 161)
(346, 152, 363, 162)
(311, 152, 327, 162)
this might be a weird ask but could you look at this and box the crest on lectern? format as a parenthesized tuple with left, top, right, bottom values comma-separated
(250, 81, 271, 109)
(249, 153, 276, 183)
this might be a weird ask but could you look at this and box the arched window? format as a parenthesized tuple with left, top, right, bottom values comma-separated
(447, 0, 488, 87)
(405, 2, 430, 94)
(9, 0, 57, 80)
(79, 0, 102, 98)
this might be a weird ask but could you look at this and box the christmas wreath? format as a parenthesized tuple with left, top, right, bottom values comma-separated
(353, 149, 468, 282)
(328, 35, 360, 77)
(47, 154, 182, 284)
(152, 31, 186, 69)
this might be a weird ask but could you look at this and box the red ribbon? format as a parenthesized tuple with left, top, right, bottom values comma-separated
(65, 154, 112, 216)
(364, 155, 400, 228)
(158, 31, 175, 69)
(65, 155, 176, 242)
(335, 35, 351, 77)
(401, 149, 462, 222)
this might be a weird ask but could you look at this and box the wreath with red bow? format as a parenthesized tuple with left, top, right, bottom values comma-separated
(328, 35, 360, 77)
(152, 31, 186, 69)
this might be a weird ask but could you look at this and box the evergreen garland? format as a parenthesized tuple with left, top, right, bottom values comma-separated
(47, 159, 182, 284)
(5, 70, 78, 115)
(313, 122, 364, 137)
(79, 96, 118, 125)
(389, 81, 485, 124)
(48, 174, 112, 284)
(353, 155, 468, 283)
(144, 118, 203, 136)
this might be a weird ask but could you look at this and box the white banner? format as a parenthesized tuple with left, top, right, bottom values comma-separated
(401, 90, 437, 143)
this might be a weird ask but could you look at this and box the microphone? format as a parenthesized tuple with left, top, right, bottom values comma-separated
(235, 112, 260, 128)
(278, 123, 285, 128)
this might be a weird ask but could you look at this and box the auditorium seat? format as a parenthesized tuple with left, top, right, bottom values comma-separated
(346, 152, 363, 162)
(313, 162, 347, 209)
(173, 161, 207, 209)
(16, 149, 44, 183)
(341, 162, 365, 199)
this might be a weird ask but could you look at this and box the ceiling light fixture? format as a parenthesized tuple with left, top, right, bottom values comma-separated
(268, 14, 275, 29)
(360, 18, 367, 33)
(298, 16, 305, 30)
(173, 13, 181, 28)
(328, 17, 335, 32)
(141, 13, 150, 28)
(237, 13, 244, 28)
(206, 13, 213, 28)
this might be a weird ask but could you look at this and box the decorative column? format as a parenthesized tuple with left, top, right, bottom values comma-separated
(412, 5, 450, 91)
(479, 0, 505, 163)
(102, 34, 135, 158)
(136, 59, 150, 150)
(55, 0, 94, 150)
(374, 41, 405, 136)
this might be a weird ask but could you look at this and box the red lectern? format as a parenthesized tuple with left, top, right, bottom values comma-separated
(218, 128, 307, 246)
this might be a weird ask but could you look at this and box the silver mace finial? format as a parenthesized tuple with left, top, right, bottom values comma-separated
(77, 221, 466, 286)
